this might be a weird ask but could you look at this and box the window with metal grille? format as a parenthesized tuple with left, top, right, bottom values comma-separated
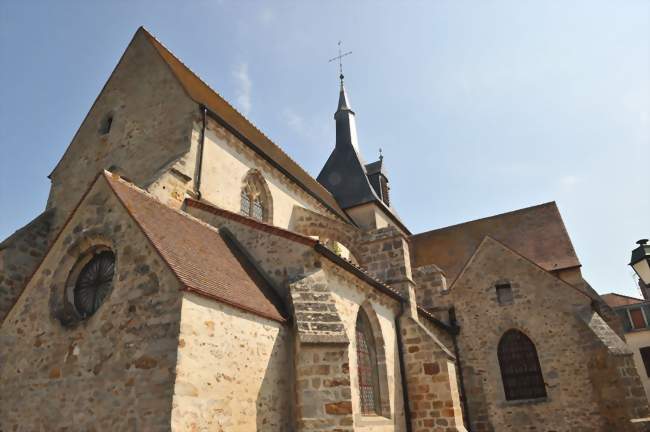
(252, 197, 264, 221)
(356, 309, 381, 415)
(498, 329, 546, 401)
(73, 250, 115, 318)
(240, 189, 251, 216)
(240, 171, 270, 222)
(640, 347, 650, 377)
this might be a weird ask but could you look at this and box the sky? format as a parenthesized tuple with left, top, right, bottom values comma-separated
(1, 0, 648, 297)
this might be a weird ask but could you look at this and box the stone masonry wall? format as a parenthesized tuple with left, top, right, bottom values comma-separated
(0, 179, 183, 431)
(0, 210, 53, 322)
(447, 237, 644, 432)
(47, 29, 196, 233)
(400, 316, 466, 432)
(172, 292, 292, 431)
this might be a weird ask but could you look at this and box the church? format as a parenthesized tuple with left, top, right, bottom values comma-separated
(1, 27, 648, 432)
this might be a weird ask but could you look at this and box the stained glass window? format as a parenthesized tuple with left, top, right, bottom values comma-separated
(74, 250, 115, 318)
(356, 310, 381, 415)
(498, 330, 546, 401)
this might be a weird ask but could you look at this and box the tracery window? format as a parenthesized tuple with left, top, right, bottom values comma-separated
(73, 250, 115, 318)
(498, 329, 547, 401)
(240, 170, 272, 223)
(356, 309, 381, 415)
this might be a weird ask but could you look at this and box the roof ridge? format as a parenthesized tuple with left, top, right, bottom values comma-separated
(412, 201, 558, 238)
(602, 292, 644, 301)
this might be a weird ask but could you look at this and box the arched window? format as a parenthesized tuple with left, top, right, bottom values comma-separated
(240, 170, 272, 223)
(356, 308, 381, 415)
(498, 329, 546, 401)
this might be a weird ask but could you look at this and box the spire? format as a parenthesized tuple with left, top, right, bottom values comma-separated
(336, 75, 353, 114)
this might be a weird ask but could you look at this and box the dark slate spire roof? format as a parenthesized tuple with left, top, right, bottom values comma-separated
(317, 81, 380, 209)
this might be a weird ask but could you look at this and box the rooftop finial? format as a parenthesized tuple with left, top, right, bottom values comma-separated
(379, 148, 383, 162)
(328, 40, 352, 87)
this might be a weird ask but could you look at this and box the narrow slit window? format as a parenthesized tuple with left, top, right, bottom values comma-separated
(496, 283, 513, 305)
(99, 114, 113, 135)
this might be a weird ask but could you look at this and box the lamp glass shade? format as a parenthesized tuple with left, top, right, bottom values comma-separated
(631, 242, 650, 285)
(632, 257, 650, 286)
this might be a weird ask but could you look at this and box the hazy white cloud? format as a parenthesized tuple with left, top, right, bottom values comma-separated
(283, 108, 305, 133)
(233, 63, 252, 115)
(559, 175, 581, 189)
(258, 7, 275, 25)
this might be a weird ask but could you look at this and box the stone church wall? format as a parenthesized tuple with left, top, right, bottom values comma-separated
(0, 180, 184, 431)
(47, 29, 197, 233)
(0, 210, 54, 322)
(328, 268, 407, 431)
(171, 292, 292, 431)
(448, 238, 646, 432)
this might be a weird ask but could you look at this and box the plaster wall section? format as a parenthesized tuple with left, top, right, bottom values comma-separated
(172, 292, 292, 431)
(47, 30, 196, 232)
(449, 238, 631, 432)
(0, 180, 183, 431)
(195, 118, 342, 229)
(346, 203, 391, 231)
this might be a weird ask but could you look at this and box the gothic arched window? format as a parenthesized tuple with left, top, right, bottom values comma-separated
(356, 308, 381, 415)
(73, 250, 115, 318)
(498, 329, 546, 401)
(240, 170, 272, 223)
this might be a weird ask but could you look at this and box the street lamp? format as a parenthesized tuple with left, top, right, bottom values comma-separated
(630, 239, 650, 286)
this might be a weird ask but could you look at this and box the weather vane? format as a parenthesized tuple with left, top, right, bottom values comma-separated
(328, 41, 352, 83)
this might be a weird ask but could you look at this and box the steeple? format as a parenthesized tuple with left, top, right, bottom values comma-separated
(334, 78, 359, 151)
(318, 46, 409, 233)
(317, 79, 376, 209)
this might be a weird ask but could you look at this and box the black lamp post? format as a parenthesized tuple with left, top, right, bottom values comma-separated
(630, 239, 650, 286)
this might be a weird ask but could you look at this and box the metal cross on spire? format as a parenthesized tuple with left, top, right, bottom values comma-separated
(328, 41, 352, 84)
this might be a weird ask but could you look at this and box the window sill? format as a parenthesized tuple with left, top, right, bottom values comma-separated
(354, 413, 392, 427)
(502, 397, 548, 406)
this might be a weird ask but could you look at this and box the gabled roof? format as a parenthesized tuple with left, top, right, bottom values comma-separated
(602, 293, 646, 308)
(105, 173, 287, 322)
(137, 28, 350, 224)
(411, 202, 580, 281)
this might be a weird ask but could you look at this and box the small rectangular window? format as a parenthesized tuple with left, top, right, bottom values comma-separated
(496, 283, 513, 305)
(99, 115, 113, 135)
(629, 308, 646, 329)
(640, 347, 650, 377)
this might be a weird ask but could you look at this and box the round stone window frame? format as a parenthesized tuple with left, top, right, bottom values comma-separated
(50, 236, 117, 327)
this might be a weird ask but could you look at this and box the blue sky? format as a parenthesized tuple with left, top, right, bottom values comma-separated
(1, 1, 648, 296)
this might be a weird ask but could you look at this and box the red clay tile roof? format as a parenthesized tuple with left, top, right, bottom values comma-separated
(602, 293, 646, 308)
(410, 202, 580, 282)
(138, 27, 350, 225)
(104, 173, 286, 322)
